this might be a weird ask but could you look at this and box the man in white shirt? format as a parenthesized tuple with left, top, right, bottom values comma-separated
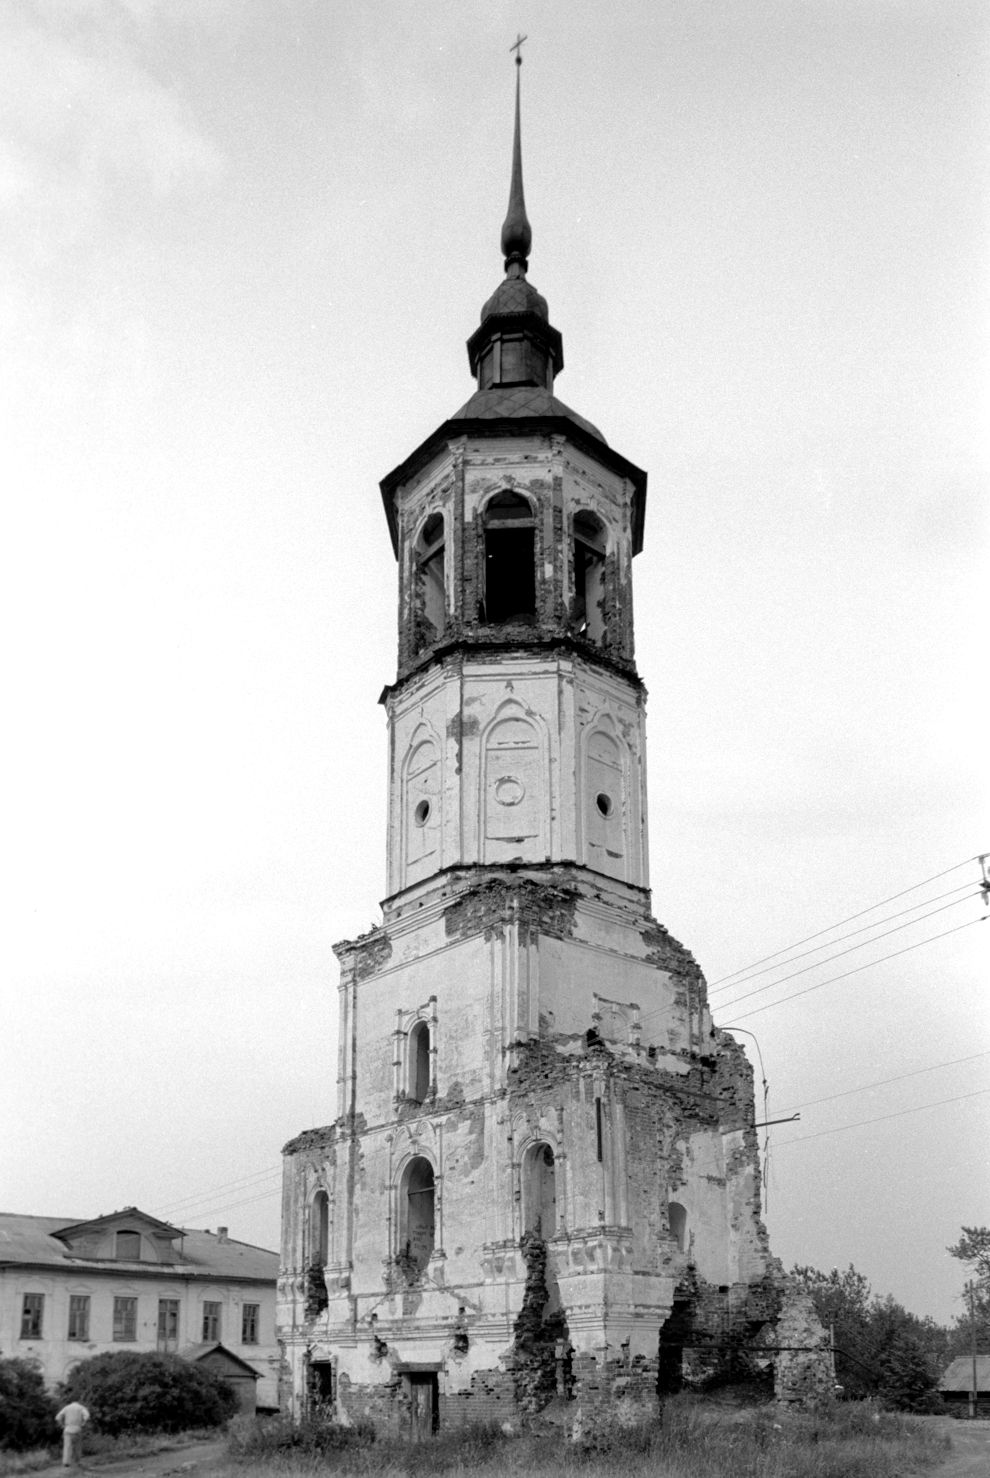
(55, 1400, 90, 1467)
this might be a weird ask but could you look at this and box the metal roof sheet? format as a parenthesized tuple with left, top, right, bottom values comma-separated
(0, 1212, 277, 1282)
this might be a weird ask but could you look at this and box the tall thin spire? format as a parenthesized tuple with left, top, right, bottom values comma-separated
(501, 38, 532, 275)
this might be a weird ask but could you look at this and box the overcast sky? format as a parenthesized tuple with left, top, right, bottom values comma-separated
(2, 0, 987, 1328)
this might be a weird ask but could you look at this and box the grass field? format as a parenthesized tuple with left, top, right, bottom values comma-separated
(220, 1397, 951, 1478)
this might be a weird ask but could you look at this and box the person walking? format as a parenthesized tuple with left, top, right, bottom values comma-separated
(54, 1400, 90, 1468)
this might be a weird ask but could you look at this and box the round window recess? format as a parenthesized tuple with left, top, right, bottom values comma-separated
(414, 799, 431, 827)
(595, 792, 613, 817)
(494, 775, 525, 807)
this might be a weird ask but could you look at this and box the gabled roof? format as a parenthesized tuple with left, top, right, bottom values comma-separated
(0, 1212, 277, 1283)
(180, 1343, 261, 1378)
(940, 1355, 990, 1392)
(54, 1207, 181, 1241)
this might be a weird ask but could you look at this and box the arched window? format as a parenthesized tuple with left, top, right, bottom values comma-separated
(408, 1020, 431, 1103)
(399, 1157, 435, 1273)
(522, 1142, 557, 1237)
(481, 492, 536, 623)
(115, 1230, 141, 1260)
(573, 511, 607, 643)
(312, 1191, 329, 1267)
(414, 513, 445, 646)
(668, 1201, 687, 1253)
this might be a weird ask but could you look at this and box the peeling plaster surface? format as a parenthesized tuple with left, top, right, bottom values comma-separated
(279, 385, 778, 1431)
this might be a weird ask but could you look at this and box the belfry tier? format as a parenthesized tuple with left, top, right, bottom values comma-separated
(379, 196, 649, 908)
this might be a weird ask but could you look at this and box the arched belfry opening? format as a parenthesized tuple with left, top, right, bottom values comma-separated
(408, 1019, 431, 1102)
(415, 513, 445, 646)
(522, 1141, 557, 1236)
(481, 491, 536, 623)
(399, 1157, 436, 1273)
(312, 1190, 329, 1266)
(573, 510, 607, 643)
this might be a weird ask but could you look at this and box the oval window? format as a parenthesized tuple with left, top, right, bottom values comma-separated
(595, 792, 613, 817)
(414, 799, 431, 826)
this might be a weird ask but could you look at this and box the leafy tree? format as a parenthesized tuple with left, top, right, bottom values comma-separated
(790, 1265, 945, 1410)
(948, 1227, 990, 1287)
(876, 1331, 944, 1413)
(790, 1264, 874, 1399)
(947, 1226, 990, 1354)
(0, 1357, 57, 1451)
(58, 1352, 237, 1436)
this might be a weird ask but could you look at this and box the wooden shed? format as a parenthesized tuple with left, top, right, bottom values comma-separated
(939, 1355, 990, 1419)
(181, 1342, 261, 1416)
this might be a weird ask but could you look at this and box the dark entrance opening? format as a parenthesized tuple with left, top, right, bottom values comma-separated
(404, 1370, 439, 1439)
(658, 1299, 692, 1395)
(307, 1359, 335, 1412)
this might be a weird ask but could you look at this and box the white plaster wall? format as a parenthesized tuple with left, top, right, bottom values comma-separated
(0, 1267, 279, 1405)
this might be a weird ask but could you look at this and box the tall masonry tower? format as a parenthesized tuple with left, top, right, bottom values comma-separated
(279, 61, 777, 1435)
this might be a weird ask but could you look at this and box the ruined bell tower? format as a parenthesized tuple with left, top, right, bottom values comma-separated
(278, 58, 776, 1433)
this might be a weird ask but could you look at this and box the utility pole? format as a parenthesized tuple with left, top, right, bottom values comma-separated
(969, 1281, 979, 1419)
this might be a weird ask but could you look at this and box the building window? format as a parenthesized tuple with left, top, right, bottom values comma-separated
(241, 1302, 260, 1345)
(414, 513, 446, 648)
(20, 1293, 44, 1339)
(113, 1296, 137, 1342)
(522, 1142, 557, 1236)
(408, 1019, 431, 1103)
(157, 1298, 179, 1352)
(398, 1156, 436, 1274)
(68, 1295, 90, 1341)
(115, 1230, 141, 1260)
(481, 491, 536, 623)
(202, 1301, 221, 1342)
(573, 510, 607, 643)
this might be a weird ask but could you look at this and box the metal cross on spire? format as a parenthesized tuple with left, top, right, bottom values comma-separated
(510, 33, 527, 66)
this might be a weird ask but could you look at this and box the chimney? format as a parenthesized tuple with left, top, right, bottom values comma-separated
(217, 1226, 229, 1244)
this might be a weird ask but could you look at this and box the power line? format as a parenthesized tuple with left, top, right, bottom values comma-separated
(172, 1184, 282, 1223)
(717, 894, 982, 1015)
(722, 914, 986, 1024)
(152, 1165, 282, 1216)
(774, 1050, 990, 1117)
(708, 855, 982, 989)
(708, 881, 975, 998)
(773, 1087, 990, 1148)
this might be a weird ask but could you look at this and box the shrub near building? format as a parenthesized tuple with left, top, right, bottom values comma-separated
(0, 1357, 57, 1451)
(58, 1352, 236, 1436)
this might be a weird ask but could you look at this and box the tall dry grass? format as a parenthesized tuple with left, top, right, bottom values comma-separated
(221, 1396, 951, 1478)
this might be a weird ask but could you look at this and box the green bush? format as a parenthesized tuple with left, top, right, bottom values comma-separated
(57, 1353, 237, 1436)
(0, 1359, 57, 1452)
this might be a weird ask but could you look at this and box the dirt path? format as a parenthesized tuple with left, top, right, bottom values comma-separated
(35, 1439, 227, 1478)
(928, 1419, 990, 1477)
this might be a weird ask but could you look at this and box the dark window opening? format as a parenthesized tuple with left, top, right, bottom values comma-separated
(113, 1296, 137, 1341)
(312, 1190, 329, 1267)
(669, 1201, 687, 1253)
(573, 511, 606, 643)
(157, 1298, 179, 1352)
(20, 1293, 44, 1339)
(482, 492, 536, 623)
(409, 1020, 431, 1102)
(415, 513, 445, 647)
(595, 1097, 604, 1162)
(68, 1295, 90, 1341)
(115, 1230, 141, 1260)
(202, 1300, 221, 1342)
(400, 1157, 436, 1273)
(241, 1302, 260, 1344)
